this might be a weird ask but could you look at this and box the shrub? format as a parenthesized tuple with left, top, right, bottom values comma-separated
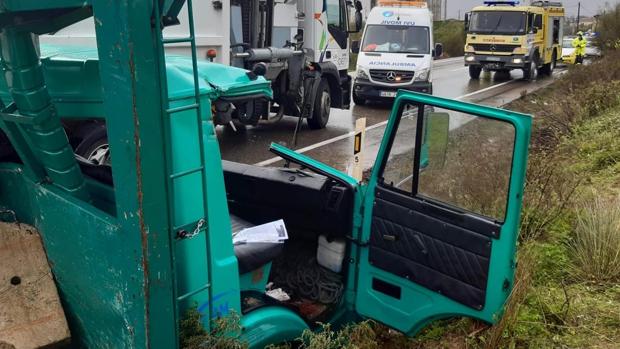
(595, 4, 620, 51)
(568, 196, 620, 283)
(180, 309, 247, 349)
(434, 20, 465, 57)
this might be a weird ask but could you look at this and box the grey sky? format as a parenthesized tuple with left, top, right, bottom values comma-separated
(446, 0, 618, 19)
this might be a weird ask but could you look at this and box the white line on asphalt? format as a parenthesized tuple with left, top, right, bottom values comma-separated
(256, 78, 517, 167)
(449, 67, 468, 72)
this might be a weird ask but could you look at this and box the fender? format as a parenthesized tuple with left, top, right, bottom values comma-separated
(314, 61, 350, 109)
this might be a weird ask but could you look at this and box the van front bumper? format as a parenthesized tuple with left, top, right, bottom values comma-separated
(464, 54, 528, 70)
(353, 79, 432, 100)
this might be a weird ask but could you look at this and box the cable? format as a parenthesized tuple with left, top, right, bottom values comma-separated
(271, 246, 344, 305)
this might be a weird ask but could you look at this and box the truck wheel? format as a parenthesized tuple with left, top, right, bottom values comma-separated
(469, 66, 482, 80)
(75, 125, 110, 166)
(540, 51, 557, 76)
(523, 57, 538, 81)
(352, 91, 366, 106)
(308, 79, 331, 130)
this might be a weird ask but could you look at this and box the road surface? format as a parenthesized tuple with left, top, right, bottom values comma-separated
(217, 57, 562, 170)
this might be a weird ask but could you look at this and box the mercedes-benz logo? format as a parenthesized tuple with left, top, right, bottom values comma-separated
(386, 71, 397, 81)
(490, 44, 497, 51)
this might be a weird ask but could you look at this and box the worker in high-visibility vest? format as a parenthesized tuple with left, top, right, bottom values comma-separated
(572, 32, 587, 64)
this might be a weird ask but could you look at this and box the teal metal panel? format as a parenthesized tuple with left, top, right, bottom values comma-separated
(0, 166, 144, 348)
(355, 90, 532, 335)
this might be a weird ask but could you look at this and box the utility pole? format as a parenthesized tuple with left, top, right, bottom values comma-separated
(443, 0, 447, 20)
(576, 2, 581, 32)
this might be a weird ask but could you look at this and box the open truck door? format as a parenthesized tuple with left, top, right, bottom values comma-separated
(355, 91, 531, 334)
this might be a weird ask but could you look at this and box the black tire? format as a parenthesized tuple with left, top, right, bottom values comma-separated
(469, 65, 482, 79)
(75, 125, 110, 166)
(352, 90, 366, 106)
(538, 51, 556, 76)
(523, 55, 538, 81)
(307, 79, 331, 130)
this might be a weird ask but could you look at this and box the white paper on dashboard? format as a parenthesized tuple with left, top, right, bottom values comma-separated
(233, 219, 288, 245)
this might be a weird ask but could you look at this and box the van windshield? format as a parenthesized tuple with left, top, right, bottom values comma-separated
(469, 11, 526, 35)
(361, 25, 430, 54)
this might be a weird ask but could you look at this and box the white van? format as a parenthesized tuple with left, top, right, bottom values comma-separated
(352, 2, 442, 104)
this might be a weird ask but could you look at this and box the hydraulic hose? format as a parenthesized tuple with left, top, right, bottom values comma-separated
(0, 28, 89, 200)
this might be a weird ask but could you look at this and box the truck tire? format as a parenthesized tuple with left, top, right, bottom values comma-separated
(75, 125, 110, 166)
(539, 51, 557, 76)
(523, 56, 538, 81)
(352, 91, 366, 106)
(308, 79, 331, 130)
(469, 66, 482, 80)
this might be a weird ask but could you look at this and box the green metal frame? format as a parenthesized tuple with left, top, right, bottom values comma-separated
(355, 90, 532, 335)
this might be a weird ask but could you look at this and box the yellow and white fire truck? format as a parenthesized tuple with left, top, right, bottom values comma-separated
(464, 1, 565, 80)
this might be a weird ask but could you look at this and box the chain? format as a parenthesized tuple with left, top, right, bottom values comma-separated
(176, 218, 205, 240)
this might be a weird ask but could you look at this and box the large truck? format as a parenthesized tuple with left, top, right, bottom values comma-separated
(464, 1, 565, 81)
(0, 1, 534, 348)
(40, 0, 363, 130)
(352, 0, 443, 104)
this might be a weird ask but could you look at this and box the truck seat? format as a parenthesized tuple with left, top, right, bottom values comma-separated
(231, 214, 283, 274)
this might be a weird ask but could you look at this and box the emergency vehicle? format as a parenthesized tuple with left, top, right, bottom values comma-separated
(352, 0, 443, 104)
(464, 1, 565, 80)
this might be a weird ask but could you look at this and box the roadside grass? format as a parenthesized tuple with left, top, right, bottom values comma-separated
(434, 20, 465, 58)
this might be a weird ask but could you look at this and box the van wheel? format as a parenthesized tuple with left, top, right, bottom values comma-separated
(75, 125, 110, 166)
(308, 79, 331, 130)
(469, 66, 482, 79)
(352, 91, 366, 106)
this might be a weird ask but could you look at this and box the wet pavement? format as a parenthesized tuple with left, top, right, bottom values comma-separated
(217, 57, 563, 171)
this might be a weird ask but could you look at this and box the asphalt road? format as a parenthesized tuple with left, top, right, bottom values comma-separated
(217, 57, 563, 171)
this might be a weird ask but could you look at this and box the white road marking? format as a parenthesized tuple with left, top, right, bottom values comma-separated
(256, 78, 518, 167)
(449, 67, 469, 72)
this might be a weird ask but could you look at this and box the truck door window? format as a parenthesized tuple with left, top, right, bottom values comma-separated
(379, 103, 516, 222)
(534, 15, 543, 31)
(325, 0, 348, 48)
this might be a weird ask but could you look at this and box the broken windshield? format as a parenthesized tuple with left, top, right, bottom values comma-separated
(362, 25, 430, 54)
(469, 11, 527, 35)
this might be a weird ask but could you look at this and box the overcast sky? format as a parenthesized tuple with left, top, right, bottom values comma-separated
(445, 0, 618, 19)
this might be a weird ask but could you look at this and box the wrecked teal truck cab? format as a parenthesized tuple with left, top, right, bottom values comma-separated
(0, 1, 532, 348)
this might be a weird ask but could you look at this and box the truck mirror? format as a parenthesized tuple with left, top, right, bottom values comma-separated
(464, 13, 470, 30)
(351, 40, 360, 54)
(434, 43, 443, 59)
(355, 0, 363, 11)
(355, 11, 363, 32)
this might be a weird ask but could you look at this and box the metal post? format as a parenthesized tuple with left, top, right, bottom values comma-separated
(577, 2, 581, 31)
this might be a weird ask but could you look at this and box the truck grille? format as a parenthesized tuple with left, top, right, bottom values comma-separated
(369, 69, 415, 84)
(472, 44, 519, 53)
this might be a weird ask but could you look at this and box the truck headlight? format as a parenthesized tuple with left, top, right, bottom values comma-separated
(465, 55, 476, 62)
(513, 58, 523, 64)
(415, 68, 430, 82)
(356, 69, 369, 80)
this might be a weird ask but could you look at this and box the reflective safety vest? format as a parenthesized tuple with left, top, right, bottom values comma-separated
(573, 37, 587, 56)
